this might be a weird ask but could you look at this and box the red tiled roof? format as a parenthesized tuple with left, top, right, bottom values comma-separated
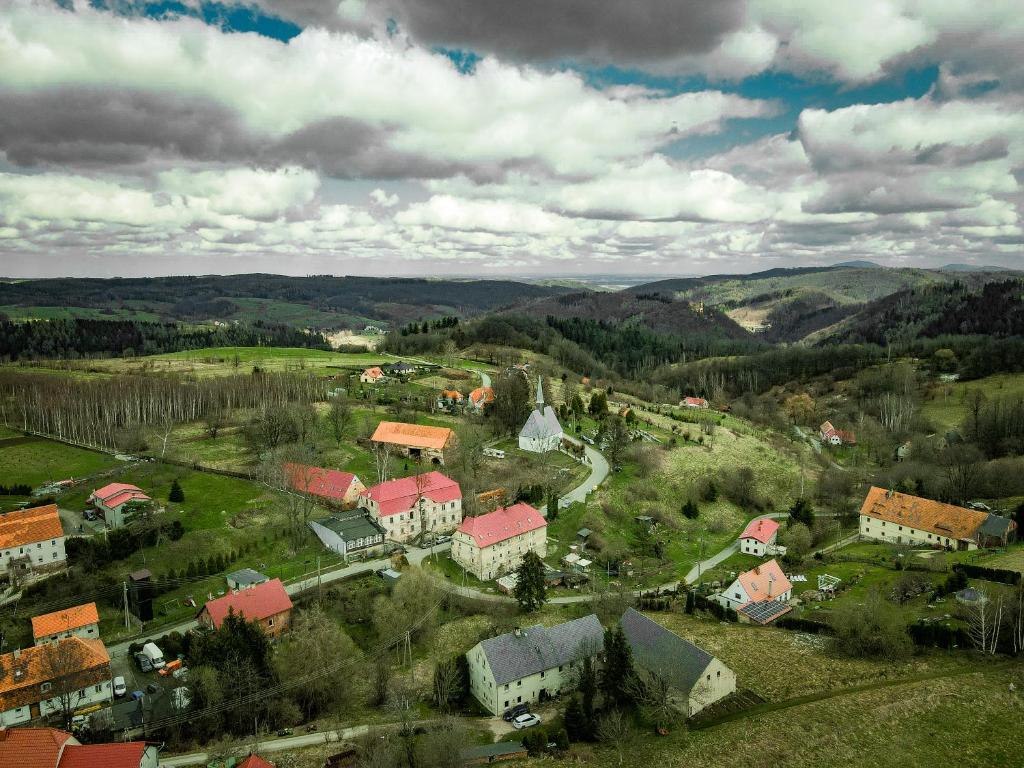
(469, 386, 495, 405)
(0, 727, 74, 768)
(0, 638, 110, 713)
(362, 367, 384, 379)
(739, 518, 779, 544)
(859, 486, 987, 541)
(737, 559, 792, 603)
(371, 421, 453, 450)
(683, 397, 708, 407)
(59, 742, 149, 768)
(200, 578, 293, 629)
(237, 756, 275, 768)
(90, 483, 150, 510)
(285, 463, 360, 502)
(0, 504, 64, 549)
(456, 502, 546, 548)
(32, 602, 100, 640)
(361, 472, 461, 517)
(440, 389, 463, 400)
(819, 421, 836, 438)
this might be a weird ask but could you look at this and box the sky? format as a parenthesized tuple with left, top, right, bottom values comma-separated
(0, 1, 1022, 278)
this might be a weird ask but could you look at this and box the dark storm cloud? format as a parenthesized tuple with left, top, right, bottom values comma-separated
(258, 0, 746, 64)
(0, 87, 475, 181)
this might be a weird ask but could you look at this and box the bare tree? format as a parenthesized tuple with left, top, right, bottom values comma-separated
(370, 656, 392, 708)
(38, 639, 102, 729)
(596, 708, 632, 766)
(879, 393, 916, 433)
(965, 588, 1004, 654)
(156, 413, 176, 458)
(625, 668, 678, 730)
(204, 406, 227, 440)
(260, 447, 320, 549)
(1010, 581, 1024, 655)
(372, 442, 394, 485)
(432, 658, 463, 713)
(415, 717, 473, 768)
(327, 397, 353, 445)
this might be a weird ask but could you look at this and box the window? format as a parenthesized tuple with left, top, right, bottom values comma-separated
(517, 696, 522, 703)
(41, 682, 52, 693)
(706, 674, 711, 681)
(717, 671, 721, 677)
(95, 684, 103, 692)
(517, 680, 522, 687)
(268, 618, 275, 627)
(504, 684, 509, 690)
(504, 700, 509, 708)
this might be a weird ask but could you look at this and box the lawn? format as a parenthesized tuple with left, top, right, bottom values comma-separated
(0, 304, 162, 322)
(921, 372, 1024, 432)
(0, 437, 121, 487)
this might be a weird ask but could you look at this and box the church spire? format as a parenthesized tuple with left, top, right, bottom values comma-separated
(536, 375, 544, 409)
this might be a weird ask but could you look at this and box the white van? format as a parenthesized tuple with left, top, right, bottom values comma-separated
(141, 642, 166, 670)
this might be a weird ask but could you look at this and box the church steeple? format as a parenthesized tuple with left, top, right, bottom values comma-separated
(535, 376, 544, 409)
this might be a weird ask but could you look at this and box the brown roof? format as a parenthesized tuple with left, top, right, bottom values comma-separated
(31, 603, 100, 640)
(0, 504, 64, 550)
(371, 421, 453, 450)
(0, 637, 110, 712)
(859, 486, 988, 540)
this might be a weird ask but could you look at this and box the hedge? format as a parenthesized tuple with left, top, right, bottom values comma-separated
(776, 616, 834, 635)
(952, 563, 1022, 586)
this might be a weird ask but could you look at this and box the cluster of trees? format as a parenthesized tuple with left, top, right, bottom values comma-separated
(66, 519, 184, 571)
(0, 369, 324, 451)
(399, 316, 459, 336)
(0, 318, 329, 361)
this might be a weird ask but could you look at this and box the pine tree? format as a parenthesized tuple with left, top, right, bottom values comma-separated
(563, 695, 586, 742)
(682, 499, 699, 519)
(168, 479, 185, 503)
(600, 626, 636, 709)
(513, 550, 547, 612)
(547, 493, 559, 521)
(579, 655, 597, 740)
(685, 589, 696, 615)
(789, 497, 814, 527)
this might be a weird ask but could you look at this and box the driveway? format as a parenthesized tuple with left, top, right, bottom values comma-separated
(558, 445, 608, 507)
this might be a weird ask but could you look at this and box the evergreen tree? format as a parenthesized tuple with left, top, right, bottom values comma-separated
(789, 497, 814, 527)
(563, 695, 586, 742)
(168, 479, 185, 503)
(600, 626, 636, 709)
(513, 550, 547, 612)
(685, 589, 696, 615)
(681, 499, 699, 519)
(579, 655, 597, 740)
(547, 493, 559, 521)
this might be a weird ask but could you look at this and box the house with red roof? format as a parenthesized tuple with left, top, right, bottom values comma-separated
(468, 386, 495, 412)
(0, 504, 67, 581)
(437, 389, 464, 412)
(88, 483, 152, 529)
(237, 756, 275, 768)
(360, 366, 386, 384)
(197, 578, 293, 639)
(360, 472, 463, 543)
(452, 502, 547, 581)
(820, 421, 855, 447)
(0, 728, 159, 768)
(681, 396, 709, 409)
(32, 602, 100, 645)
(285, 463, 365, 508)
(738, 518, 780, 557)
(716, 560, 793, 624)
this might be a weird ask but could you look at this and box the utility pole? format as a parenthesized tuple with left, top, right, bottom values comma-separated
(696, 528, 706, 584)
(317, 556, 322, 603)
(123, 581, 130, 630)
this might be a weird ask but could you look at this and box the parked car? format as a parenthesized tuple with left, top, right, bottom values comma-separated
(146, 683, 160, 694)
(512, 713, 541, 730)
(434, 535, 451, 545)
(277, 728, 294, 737)
(172, 667, 190, 681)
(130, 690, 145, 701)
(113, 676, 127, 697)
(502, 703, 530, 722)
(135, 653, 153, 673)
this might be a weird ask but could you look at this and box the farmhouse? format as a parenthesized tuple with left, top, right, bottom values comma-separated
(384, 362, 416, 377)
(285, 463, 365, 507)
(452, 502, 547, 581)
(819, 421, 856, 446)
(466, 614, 604, 715)
(738, 518, 780, 557)
(619, 608, 736, 717)
(0, 504, 67, 582)
(0, 728, 160, 768)
(88, 483, 152, 529)
(0, 637, 112, 726)
(858, 487, 1015, 550)
(32, 602, 100, 646)
(717, 559, 793, 622)
(360, 471, 462, 543)
(309, 512, 387, 559)
(437, 389, 463, 411)
(468, 386, 495, 412)
(518, 378, 564, 454)
(360, 366, 386, 384)
(198, 578, 293, 639)
(371, 421, 455, 465)
(681, 396, 709, 409)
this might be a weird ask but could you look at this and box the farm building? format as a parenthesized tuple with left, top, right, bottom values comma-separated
(819, 421, 856, 446)
(31, 602, 100, 646)
(681, 396, 709, 409)
(285, 463, 365, 507)
(309, 512, 388, 559)
(360, 367, 386, 384)
(198, 578, 293, 639)
(468, 386, 495, 412)
(371, 421, 455, 464)
(619, 608, 736, 717)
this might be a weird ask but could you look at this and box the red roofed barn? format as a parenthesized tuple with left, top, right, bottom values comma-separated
(285, 463, 365, 507)
(360, 472, 463, 542)
(198, 578, 293, 638)
(452, 502, 547, 581)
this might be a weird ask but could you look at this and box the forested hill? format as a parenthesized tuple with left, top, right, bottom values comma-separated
(822, 279, 1024, 346)
(0, 275, 573, 329)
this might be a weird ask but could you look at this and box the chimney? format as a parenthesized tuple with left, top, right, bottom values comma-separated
(513, 627, 523, 638)
(768, 574, 774, 597)
(11, 649, 19, 660)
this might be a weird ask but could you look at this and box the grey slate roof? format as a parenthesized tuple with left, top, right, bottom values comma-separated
(318, 511, 385, 542)
(979, 513, 1014, 538)
(619, 608, 715, 694)
(227, 568, 268, 587)
(519, 405, 563, 440)
(480, 614, 604, 686)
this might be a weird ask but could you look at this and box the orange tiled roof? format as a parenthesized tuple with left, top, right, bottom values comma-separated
(31, 602, 100, 640)
(0, 637, 110, 712)
(0, 504, 64, 550)
(859, 486, 988, 540)
(737, 559, 792, 603)
(440, 389, 463, 400)
(371, 421, 453, 450)
(0, 727, 75, 768)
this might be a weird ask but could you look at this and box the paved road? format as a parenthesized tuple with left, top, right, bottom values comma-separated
(159, 725, 372, 766)
(108, 543, 450, 659)
(558, 444, 609, 507)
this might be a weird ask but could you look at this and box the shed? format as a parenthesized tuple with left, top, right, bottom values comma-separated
(576, 528, 592, 543)
(460, 741, 527, 766)
(226, 568, 269, 591)
(377, 568, 402, 585)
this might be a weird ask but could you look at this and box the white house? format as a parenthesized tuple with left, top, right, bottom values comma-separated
(452, 502, 547, 581)
(738, 518, 780, 557)
(88, 483, 152, 529)
(858, 486, 992, 551)
(309, 512, 387, 560)
(518, 377, 564, 453)
(717, 560, 793, 622)
(0, 504, 66, 582)
(360, 366, 386, 384)
(0, 637, 112, 726)
(619, 608, 736, 718)
(31, 603, 100, 646)
(467, 615, 604, 715)
(360, 471, 463, 543)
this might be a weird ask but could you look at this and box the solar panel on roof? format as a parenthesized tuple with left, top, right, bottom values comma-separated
(738, 600, 791, 624)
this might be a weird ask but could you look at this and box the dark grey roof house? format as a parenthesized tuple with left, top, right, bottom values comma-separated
(619, 608, 737, 718)
(309, 512, 387, 558)
(977, 513, 1017, 547)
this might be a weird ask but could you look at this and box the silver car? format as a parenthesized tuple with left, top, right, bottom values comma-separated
(512, 713, 541, 730)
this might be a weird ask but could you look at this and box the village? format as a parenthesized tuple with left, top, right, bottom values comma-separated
(0, 348, 1022, 768)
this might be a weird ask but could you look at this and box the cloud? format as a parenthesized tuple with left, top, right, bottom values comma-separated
(370, 188, 400, 208)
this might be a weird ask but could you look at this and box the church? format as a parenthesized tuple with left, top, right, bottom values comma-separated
(518, 377, 565, 453)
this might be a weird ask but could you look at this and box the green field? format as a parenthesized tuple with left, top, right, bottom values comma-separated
(922, 372, 1024, 432)
(227, 298, 379, 329)
(0, 437, 121, 487)
(0, 304, 162, 322)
